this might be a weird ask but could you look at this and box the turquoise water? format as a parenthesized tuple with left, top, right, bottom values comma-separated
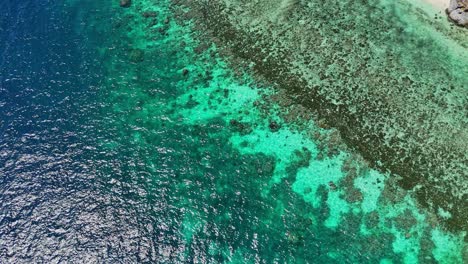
(0, 0, 466, 262)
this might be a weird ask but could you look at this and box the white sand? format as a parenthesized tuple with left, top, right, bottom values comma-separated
(421, 0, 449, 11)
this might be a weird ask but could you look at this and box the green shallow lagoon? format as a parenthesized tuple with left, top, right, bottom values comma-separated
(67, 0, 466, 262)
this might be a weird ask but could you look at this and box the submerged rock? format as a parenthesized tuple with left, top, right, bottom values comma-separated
(229, 119, 252, 135)
(268, 121, 280, 132)
(129, 49, 144, 63)
(142, 11, 158, 18)
(447, 0, 468, 27)
(119, 0, 131, 8)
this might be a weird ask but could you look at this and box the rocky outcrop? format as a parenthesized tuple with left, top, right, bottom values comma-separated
(447, 0, 468, 27)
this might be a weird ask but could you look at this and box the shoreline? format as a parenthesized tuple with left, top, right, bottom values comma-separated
(420, 0, 449, 11)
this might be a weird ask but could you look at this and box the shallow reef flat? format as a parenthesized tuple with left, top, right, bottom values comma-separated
(171, 0, 468, 235)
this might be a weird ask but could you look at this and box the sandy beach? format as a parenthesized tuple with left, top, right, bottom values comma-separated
(422, 0, 449, 11)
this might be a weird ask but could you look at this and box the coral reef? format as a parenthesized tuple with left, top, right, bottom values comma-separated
(170, 0, 468, 234)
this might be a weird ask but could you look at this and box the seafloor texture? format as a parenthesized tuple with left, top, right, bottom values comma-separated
(171, 0, 468, 234)
(0, 0, 466, 263)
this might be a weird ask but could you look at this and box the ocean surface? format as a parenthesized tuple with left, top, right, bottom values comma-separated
(0, 0, 466, 263)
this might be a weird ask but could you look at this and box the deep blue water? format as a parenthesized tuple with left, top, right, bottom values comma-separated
(0, 2, 188, 261)
(0, 1, 111, 261)
(0, 0, 95, 154)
